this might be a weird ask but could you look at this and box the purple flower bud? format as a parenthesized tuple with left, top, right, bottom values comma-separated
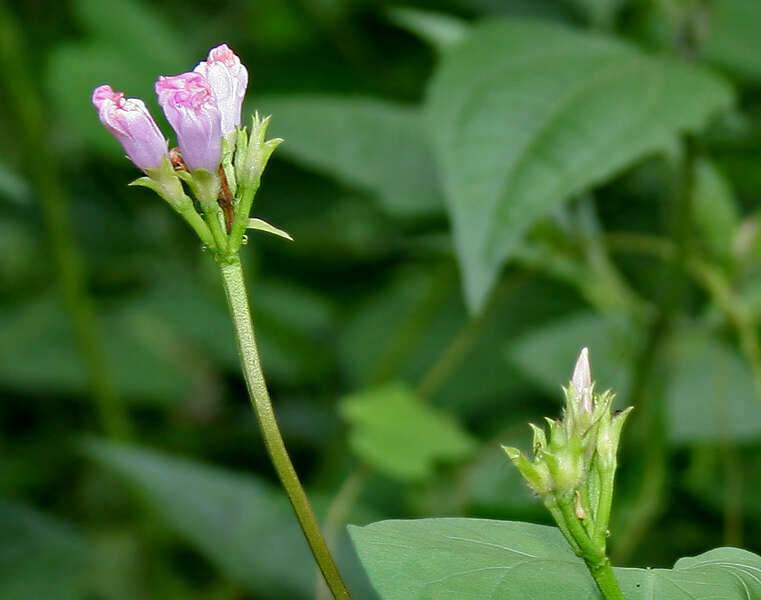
(155, 72, 222, 172)
(193, 44, 248, 136)
(92, 85, 168, 172)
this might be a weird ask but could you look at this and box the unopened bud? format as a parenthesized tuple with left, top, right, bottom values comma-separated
(571, 347, 593, 414)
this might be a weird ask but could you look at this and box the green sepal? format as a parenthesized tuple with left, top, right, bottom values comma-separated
(247, 218, 294, 242)
(542, 438, 585, 494)
(529, 423, 547, 453)
(184, 168, 220, 211)
(129, 156, 215, 249)
(545, 417, 566, 451)
(502, 446, 552, 495)
(228, 113, 284, 253)
(236, 112, 284, 191)
(221, 131, 238, 196)
(131, 156, 189, 210)
(595, 405, 633, 472)
(233, 126, 248, 178)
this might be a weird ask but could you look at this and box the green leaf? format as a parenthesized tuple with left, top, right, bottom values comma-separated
(82, 440, 378, 600)
(702, 0, 761, 82)
(692, 158, 740, 263)
(386, 7, 470, 52)
(666, 332, 761, 443)
(0, 501, 90, 599)
(426, 19, 734, 311)
(255, 95, 444, 217)
(339, 383, 475, 481)
(349, 518, 761, 599)
(506, 311, 637, 402)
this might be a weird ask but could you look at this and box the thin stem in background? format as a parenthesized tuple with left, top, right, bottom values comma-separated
(613, 136, 698, 564)
(314, 271, 525, 600)
(218, 259, 351, 600)
(0, 1, 130, 440)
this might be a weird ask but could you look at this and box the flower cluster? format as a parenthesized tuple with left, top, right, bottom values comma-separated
(504, 348, 632, 555)
(92, 44, 286, 261)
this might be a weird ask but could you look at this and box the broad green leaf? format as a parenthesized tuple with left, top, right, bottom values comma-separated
(666, 332, 761, 443)
(426, 19, 734, 311)
(386, 7, 470, 52)
(256, 95, 443, 217)
(0, 501, 90, 599)
(506, 311, 637, 403)
(339, 383, 475, 481)
(83, 440, 377, 600)
(692, 158, 740, 263)
(702, 0, 761, 82)
(349, 518, 761, 599)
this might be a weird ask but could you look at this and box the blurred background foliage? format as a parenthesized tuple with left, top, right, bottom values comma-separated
(2, 0, 761, 598)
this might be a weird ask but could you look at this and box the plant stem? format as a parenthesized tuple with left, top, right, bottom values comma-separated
(315, 466, 369, 600)
(557, 497, 627, 600)
(587, 560, 627, 600)
(593, 466, 615, 549)
(218, 259, 351, 600)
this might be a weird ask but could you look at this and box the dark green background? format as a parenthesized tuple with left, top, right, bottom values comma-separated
(2, 0, 761, 598)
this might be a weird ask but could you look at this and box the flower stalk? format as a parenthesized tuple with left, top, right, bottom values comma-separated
(504, 348, 632, 600)
(93, 43, 349, 599)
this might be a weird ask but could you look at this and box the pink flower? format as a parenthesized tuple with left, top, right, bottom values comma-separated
(155, 72, 222, 172)
(92, 85, 168, 172)
(194, 44, 248, 136)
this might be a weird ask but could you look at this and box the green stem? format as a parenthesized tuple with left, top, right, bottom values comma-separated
(593, 465, 615, 549)
(176, 201, 216, 250)
(587, 560, 627, 600)
(557, 497, 626, 600)
(557, 496, 602, 561)
(315, 467, 369, 600)
(544, 497, 582, 555)
(0, 1, 129, 439)
(229, 181, 259, 253)
(218, 259, 350, 600)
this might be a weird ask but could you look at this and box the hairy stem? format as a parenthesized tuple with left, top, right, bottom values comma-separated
(588, 560, 628, 600)
(556, 497, 627, 600)
(218, 259, 350, 600)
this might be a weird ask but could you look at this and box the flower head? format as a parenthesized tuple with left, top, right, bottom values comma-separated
(155, 72, 222, 171)
(194, 44, 248, 136)
(92, 85, 168, 172)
